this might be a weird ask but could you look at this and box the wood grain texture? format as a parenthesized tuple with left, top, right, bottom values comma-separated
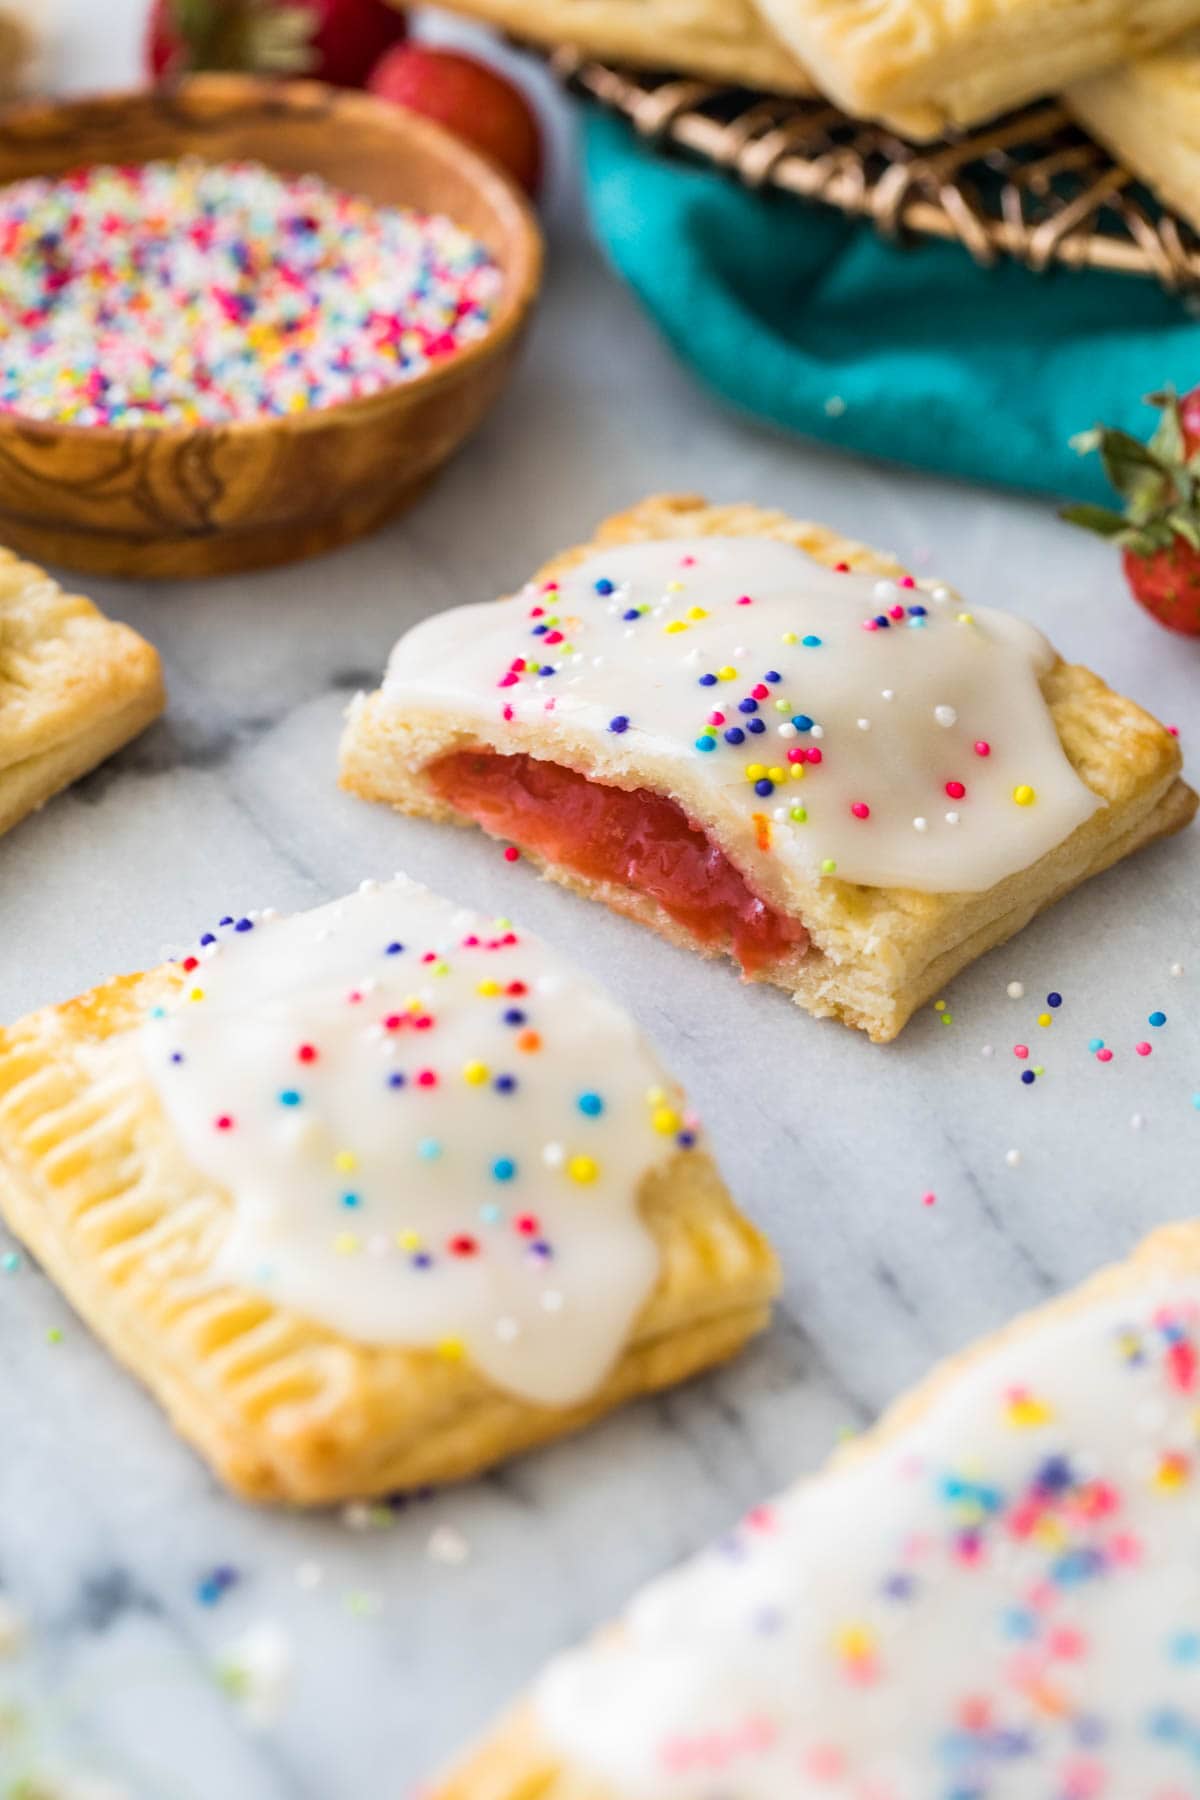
(0, 75, 543, 579)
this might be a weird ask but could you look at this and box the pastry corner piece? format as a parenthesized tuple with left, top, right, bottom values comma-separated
(1067, 31, 1200, 235)
(750, 0, 1200, 139)
(340, 493, 1195, 1044)
(0, 545, 164, 838)
(0, 877, 776, 1505)
(434, 1219, 1200, 1798)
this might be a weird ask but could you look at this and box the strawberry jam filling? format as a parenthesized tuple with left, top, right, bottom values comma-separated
(426, 750, 809, 976)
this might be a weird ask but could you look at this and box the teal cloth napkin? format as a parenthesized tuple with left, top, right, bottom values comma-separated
(582, 109, 1200, 503)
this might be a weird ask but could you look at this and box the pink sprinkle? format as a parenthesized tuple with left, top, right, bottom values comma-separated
(416, 1069, 437, 1087)
(807, 747, 823, 765)
(502, 704, 514, 721)
(1014, 1044, 1029, 1059)
(946, 780, 966, 800)
(680, 555, 696, 567)
(1096, 1048, 1113, 1063)
(215, 1114, 234, 1130)
(833, 562, 850, 573)
(973, 740, 991, 757)
(752, 683, 769, 700)
(899, 576, 916, 589)
(708, 710, 725, 726)
(888, 605, 905, 621)
(1135, 1041, 1152, 1056)
(498, 672, 518, 688)
(736, 594, 753, 606)
(862, 619, 879, 632)
(1168, 725, 1179, 737)
(503, 846, 519, 863)
(786, 747, 806, 764)
(922, 1191, 936, 1207)
(529, 605, 544, 618)
(851, 801, 870, 819)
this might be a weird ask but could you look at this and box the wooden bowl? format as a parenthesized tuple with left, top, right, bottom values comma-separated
(0, 75, 543, 577)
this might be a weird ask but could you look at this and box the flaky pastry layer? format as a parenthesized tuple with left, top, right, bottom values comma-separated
(340, 495, 1196, 1044)
(0, 962, 777, 1505)
(431, 0, 811, 93)
(750, 0, 1200, 138)
(1068, 31, 1200, 233)
(0, 547, 163, 837)
(434, 1220, 1200, 1799)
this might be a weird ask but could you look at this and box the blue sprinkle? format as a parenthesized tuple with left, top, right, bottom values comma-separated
(412, 1252, 433, 1269)
(747, 717, 766, 734)
(677, 1129, 696, 1148)
(219, 916, 234, 926)
(388, 1072, 406, 1089)
(1046, 991, 1062, 1007)
(622, 608, 640, 621)
(792, 714, 813, 731)
(1088, 1037, 1105, 1052)
(738, 698, 758, 714)
(385, 941, 405, 956)
(341, 1192, 362, 1208)
(539, 664, 555, 676)
(503, 1008, 526, 1026)
(170, 1051, 184, 1064)
(278, 1089, 301, 1107)
(234, 917, 254, 933)
(1149, 1010, 1167, 1027)
(695, 736, 716, 752)
(199, 933, 216, 946)
(578, 1092, 604, 1116)
(418, 1138, 442, 1160)
(754, 778, 774, 797)
(608, 715, 630, 734)
(195, 1566, 239, 1607)
(907, 604, 927, 617)
(492, 1157, 516, 1181)
(530, 623, 548, 636)
(594, 578, 615, 595)
(1, 1251, 21, 1273)
(1020, 1070, 1036, 1085)
(494, 1075, 517, 1093)
(698, 673, 717, 687)
(802, 635, 822, 647)
(724, 727, 745, 745)
(763, 670, 781, 682)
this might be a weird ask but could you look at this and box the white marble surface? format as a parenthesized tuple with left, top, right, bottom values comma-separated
(0, 5, 1198, 1797)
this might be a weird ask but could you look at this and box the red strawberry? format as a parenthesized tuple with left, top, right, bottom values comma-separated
(146, 0, 406, 87)
(1064, 386, 1200, 636)
(366, 44, 542, 197)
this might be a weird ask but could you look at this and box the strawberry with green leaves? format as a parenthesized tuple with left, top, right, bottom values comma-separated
(1064, 387, 1200, 637)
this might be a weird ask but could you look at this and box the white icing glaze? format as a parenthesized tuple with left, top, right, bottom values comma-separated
(381, 537, 1102, 894)
(140, 878, 689, 1407)
(537, 1276, 1200, 1798)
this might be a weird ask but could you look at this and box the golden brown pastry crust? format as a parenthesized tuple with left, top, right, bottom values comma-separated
(340, 494, 1196, 1044)
(0, 547, 164, 837)
(429, 0, 812, 94)
(434, 1220, 1200, 1800)
(1067, 31, 1200, 233)
(0, 959, 778, 1506)
(751, 0, 1200, 138)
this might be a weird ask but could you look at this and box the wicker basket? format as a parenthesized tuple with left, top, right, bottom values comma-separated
(551, 48, 1200, 294)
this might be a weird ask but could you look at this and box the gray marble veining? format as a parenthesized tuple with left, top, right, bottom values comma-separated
(0, 6, 1197, 1796)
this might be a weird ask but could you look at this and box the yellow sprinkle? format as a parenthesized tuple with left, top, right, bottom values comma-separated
(767, 766, 785, 782)
(462, 1060, 489, 1085)
(334, 1232, 360, 1256)
(835, 1623, 875, 1661)
(1006, 1390, 1052, 1428)
(774, 699, 791, 713)
(957, 611, 974, 624)
(686, 606, 708, 621)
(790, 764, 805, 781)
(664, 620, 688, 635)
(568, 1154, 599, 1184)
(477, 979, 501, 997)
(432, 960, 450, 976)
(437, 1337, 466, 1362)
(717, 665, 737, 680)
(665, 580, 684, 592)
(652, 1106, 681, 1135)
(333, 1150, 357, 1173)
(746, 763, 766, 781)
(396, 1230, 421, 1251)
(188, 986, 205, 1002)
(1038, 1013, 1051, 1028)
(646, 1086, 666, 1106)
(1013, 784, 1036, 806)
(934, 1000, 946, 1012)
(781, 631, 798, 645)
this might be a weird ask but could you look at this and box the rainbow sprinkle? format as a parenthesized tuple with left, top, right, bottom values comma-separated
(0, 159, 504, 428)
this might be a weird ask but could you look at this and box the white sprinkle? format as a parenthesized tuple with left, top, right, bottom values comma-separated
(981, 1044, 994, 1058)
(930, 585, 952, 604)
(496, 1316, 521, 1342)
(542, 1142, 564, 1168)
(1170, 962, 1184, 977)
(823, 394, 846, 418)
(541, 1289, 564, 1313)
(811, 724, 825, 740)
(934, 705, 957, 728)
(1131, 1113, 1145, 1131)
(773, 807, 787, 822)
(295, 1562, 324, 1590)
(1006, 981, 1025, 999)
(1004, 1149, 1022, 1168)
(873, 579, 901, 605)
(778, 722, 797, 739)
(881, 688, 895, 701)
(856, 717, 871, 731)
(428, 1526, 470, 1567)
(913, 817, 928, 832)
(945, 811, 960, 826)
(357, 878, 380, 894)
